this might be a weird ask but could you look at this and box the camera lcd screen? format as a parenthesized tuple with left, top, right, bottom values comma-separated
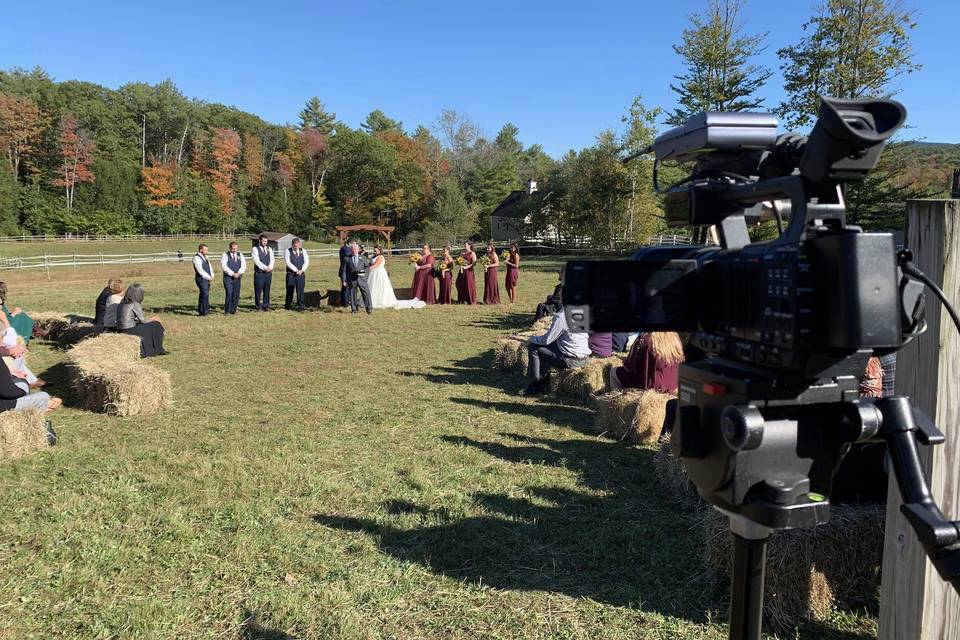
(564, 259, 698, 333)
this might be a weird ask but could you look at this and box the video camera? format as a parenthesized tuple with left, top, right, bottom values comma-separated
(562, 96, 959, 638)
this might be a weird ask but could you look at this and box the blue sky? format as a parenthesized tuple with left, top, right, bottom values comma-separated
(2, 0, 957, 156)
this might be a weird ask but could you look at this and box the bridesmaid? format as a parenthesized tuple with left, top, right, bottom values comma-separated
(483, 242, 500, 304)
(412, 243, 436, 304)
(437, 245, 455, 304)
(456, 241, 477, 304)
(504, 243, 520, 303)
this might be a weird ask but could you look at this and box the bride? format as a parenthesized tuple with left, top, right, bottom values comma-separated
(367, 245, 426, 310)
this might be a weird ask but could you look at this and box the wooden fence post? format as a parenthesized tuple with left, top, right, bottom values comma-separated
(879, 199, 960, 639)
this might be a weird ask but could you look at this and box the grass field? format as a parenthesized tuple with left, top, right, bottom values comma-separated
(0, 238, 336, 259)
(0, 255, 877, 639)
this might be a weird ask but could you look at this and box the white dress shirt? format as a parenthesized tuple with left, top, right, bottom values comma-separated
(193, 253, 214, 281)
(529, 311, 591, 358)
(251, 245, 275, 271)
(220, 251, 247, 277)
(284, 248, 310, 272)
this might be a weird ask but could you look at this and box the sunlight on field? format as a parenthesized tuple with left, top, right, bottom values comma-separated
(0, 255, 876, 640)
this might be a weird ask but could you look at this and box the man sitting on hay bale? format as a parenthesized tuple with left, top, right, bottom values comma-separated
(519, 310, 590, 397)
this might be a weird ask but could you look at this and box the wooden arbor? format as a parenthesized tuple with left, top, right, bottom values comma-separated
(335, 224, 396, 260)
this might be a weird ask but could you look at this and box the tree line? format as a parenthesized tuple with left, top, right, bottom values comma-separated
(0, 0, 953, 246)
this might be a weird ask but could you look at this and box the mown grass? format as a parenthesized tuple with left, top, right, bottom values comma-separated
(0, 256, 877, 639)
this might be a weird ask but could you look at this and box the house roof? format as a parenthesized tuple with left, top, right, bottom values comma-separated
(491, 190, 528, 219)
(254, 232, 296, 241)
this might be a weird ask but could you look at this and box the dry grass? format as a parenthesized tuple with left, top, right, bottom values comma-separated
(0, 409, 48, 463)
(594, 390, 674, 445)
(66, 333, 172, 416)
(701, 503, 885, 632)
(651, 441, 703, 507)
(549, 356, 623, 400)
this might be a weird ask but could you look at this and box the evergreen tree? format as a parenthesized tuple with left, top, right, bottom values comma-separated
(668, 0, 772, 125)
(298, 97, 337, 134)
(423, 176, 479, 245)
(360, 109, 403, 134)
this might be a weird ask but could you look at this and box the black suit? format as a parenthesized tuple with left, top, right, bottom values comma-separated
(339, 253, 372, 313)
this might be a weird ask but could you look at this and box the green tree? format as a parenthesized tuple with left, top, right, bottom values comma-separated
(777, 0, 920, 129)
(360, 109, 403, 134)
(298, 97, 337, 134)
(668, 0, 772, 125)
(423, 176, 479, 245)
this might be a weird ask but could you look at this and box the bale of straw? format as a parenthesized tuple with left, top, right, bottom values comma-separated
(66, 333, 171, 417)
(531, 316, 552, 333)
(549, 356, 624, 400)
(493, 337, 522, 371)
(0, 409, 48, 463)
(594, 390, 675, 445)
(55, 322, 98, 347)
(701, 503, 884, 631)
(651, 441, 703, 506)
(31, 312, 98, 347)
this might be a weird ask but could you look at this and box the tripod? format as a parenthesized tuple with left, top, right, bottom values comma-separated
(695, 395, 960, 640)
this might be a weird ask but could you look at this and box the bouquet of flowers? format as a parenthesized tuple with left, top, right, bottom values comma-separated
(455, 256, 467, 269)
(433, 261, 448, 276)
(480, 255, 492, 269)
(501, 249, 510, 262)
(409, 252, 422, 265)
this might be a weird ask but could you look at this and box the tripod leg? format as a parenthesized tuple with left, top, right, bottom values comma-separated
(727, 514, 771, 640)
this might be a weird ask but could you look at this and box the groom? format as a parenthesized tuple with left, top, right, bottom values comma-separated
(339, 241, 372, 314)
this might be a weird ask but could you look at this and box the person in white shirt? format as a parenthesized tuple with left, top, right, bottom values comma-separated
(220, 241, 247, 315)
(251, 234, 276, 311)
(193, 244, 214, 316)
(284, 238, 310, 311)
(520, 309, 591, 396)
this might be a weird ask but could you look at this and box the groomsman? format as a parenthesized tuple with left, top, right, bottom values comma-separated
(251, 234, 275, 310)
(338, 237, 352, 307)
(220, 241, 247, 314)
(193, 243, 214, 316)
(284, 237, 310, 311)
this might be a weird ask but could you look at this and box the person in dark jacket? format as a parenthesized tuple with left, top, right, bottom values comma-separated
(116, 284, 168, 357)
(94, 279, 114, 326)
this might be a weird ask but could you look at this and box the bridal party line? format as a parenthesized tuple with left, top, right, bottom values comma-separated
(406, 241, 521, 306)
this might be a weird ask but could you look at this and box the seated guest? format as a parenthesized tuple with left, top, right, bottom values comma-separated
(0, 361, 60, 412)
(534, 269, 564, 321)
(520, 310, 591, 396)
(101, 279, 124, 330)
(116, 284, 168, 357)
(94, 279, 115, 326)
(609, 332, 684, 394)
(1, 327, 43, 388)
(0, 282, 34, 345)
(612, 332, 631, 353)
(588, 333, 613, 358)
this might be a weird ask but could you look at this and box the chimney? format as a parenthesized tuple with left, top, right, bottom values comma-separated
(952, 168, 960, 199)
(527, 179, 538, 195)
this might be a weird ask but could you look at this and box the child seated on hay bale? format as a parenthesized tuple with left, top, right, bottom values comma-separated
(519, 310, 590, 397)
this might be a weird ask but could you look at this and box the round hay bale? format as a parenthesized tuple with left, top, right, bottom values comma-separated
(71, 362, 172, 417)
(594, 389, 674, 445)
(549, 356, 623, 400)
(651, 441, 702, 505)
(0, 409, 48, 463)
(701, 504, 884, 631)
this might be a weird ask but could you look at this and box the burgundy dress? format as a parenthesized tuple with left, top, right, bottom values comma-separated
(483, 259, 500, 304)
(614, 335, 680, 393)
(413, 255, 436, 304)
(456, 252, 477, 304)
(505, 257, 519, 289)
(438, 258, 454, 304)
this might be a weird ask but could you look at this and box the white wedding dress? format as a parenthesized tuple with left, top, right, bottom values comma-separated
(367, 256, 426, 310)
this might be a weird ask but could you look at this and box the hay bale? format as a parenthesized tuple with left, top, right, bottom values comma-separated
(31, 312, 97, 346)
(549, 356, 623, 400)
(594, 389, 674, 445)
(701, 504, 884, 631)
(0, 409, 48, 463)
(493, 337, 522, 371)
(531, 316, 552, 333)
(651, 441, 702, 505)
(66, 333, 171, 417)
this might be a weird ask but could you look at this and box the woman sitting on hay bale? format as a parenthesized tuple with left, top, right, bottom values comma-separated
(94, 278, 124, 329)
(116, 284, 169, 358)
(519, 309, 590, 397)
(0, 359, 61, 412)
(609, 332, 684, 394)
(0, 282, 35, 345)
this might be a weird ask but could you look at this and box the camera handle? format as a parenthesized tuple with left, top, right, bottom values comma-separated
(873, 397, 960, 591)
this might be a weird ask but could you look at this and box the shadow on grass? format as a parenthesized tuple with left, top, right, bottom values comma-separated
(35, 361, 83, 410)
(448, 398, 596, 435)
(315, 430, 876, 640)
(239, 610, 298, 640)
(398, 352, 526, 395)
(464, 311, 534, 331)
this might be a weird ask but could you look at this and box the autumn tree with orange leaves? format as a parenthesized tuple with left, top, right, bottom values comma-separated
(51, 114, 96, 210)
(207, 127, 241, 231)
(142, 163, 183, 208)
(0, 93, 46, 180)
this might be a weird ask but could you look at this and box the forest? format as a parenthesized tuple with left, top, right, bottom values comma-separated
(0, 0, 957, 245)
